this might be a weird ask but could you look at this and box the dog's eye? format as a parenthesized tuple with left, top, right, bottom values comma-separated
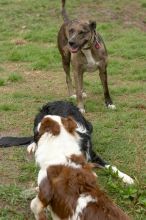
(79, 31, 84, 35)
(69, 28, 74, 34)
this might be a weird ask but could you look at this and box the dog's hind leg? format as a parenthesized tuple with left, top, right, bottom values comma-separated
(62, 56, 74, 97)
(99, 66, 116, 110)
(31, 196, 47, 220)
(73, 70, 85, 113)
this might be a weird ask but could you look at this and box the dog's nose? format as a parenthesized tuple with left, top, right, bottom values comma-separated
(69, 41, 76, 47)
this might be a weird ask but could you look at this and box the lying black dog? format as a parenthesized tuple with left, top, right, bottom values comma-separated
(0, 101, 105, 166)
(0, 100, 133, 184)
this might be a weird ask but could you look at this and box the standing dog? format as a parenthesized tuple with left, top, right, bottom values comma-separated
(58, 0, 116, 113)
(30, 115, 131, 220)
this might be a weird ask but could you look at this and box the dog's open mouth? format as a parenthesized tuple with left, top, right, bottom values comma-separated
(69, 46, 79, 53)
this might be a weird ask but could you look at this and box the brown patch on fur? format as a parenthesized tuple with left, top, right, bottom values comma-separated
(69, 154, 100, 170)
(39, 117, 60, 136)
(81, 201, 131, 220)
(38, 177, 53, 207)
(61, 116, 77, 133)
(69, 154, 93, 170)
(38, 156, 131, 220)
(70, 154, 86, 166)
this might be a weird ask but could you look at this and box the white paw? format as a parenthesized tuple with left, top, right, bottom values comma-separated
(35, 187, 39, 192)
(105, 165, 134, 185)
(79, 108, 86, 114)
(27, 142, 36, 154)
(107, 104, 116, 110)
(121, 173, 134, 185)
(93, 172, 97, 177)
(70, 92, 87, 99)
(70, 94, 76, 99)
(82, 92, 87, 98)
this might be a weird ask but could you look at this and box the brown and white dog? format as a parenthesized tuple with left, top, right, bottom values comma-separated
(58, 0, 116, 113)
(30, 115, 131, 220)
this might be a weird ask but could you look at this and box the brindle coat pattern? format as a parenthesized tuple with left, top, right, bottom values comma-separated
(58, 0, 116, 112)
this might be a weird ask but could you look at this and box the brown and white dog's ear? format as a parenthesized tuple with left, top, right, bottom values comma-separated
(89, 20, 96, 31)
(39, 117, 60, 136)
(61, 116, 77, 133)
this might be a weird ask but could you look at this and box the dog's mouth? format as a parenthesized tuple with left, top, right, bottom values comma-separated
(68, 39, 89, 53)
(69, 45, 79, 53)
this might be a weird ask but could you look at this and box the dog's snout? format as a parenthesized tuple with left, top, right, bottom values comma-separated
(69, 41, 75, 47)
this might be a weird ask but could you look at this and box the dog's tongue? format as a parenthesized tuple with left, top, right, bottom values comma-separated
(70, 47, 78, 53)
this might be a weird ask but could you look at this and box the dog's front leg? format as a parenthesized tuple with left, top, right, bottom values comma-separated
(62, 55, 74, 97)
(99, 65, 116, 110)
(73, 70, 85, 113)
(27, 142, 37, 154)
(31, 196, 47, 220)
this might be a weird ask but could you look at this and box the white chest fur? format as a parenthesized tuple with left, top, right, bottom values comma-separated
(82, 49, 99, 72)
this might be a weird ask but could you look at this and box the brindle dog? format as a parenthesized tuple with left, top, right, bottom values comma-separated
(58, 0, 116, 113)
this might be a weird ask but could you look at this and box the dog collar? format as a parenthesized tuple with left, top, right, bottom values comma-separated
(95, 41, 101, 49)
(94, 30, 101, 49)
(83, 31, 101, 50)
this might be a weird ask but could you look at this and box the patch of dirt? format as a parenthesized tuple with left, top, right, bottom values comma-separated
(134, 104, 146, 110)
(118, 2, 146, 32)
(76, 1, 146, 32)
(11, 39, 28, 45)
(0, 148, 20, 185)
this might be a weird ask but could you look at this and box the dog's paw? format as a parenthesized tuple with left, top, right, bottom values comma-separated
(35, 187, 39, 192)
(79, 108, 86, 114)
(27, 142, 36, 154)
(82, 92, 87, 98)
(107, 104, 116, 110)
(70, 92, 87, 99)
(70, 94, 77, 99)
(121, 174, 134, 185)
(106, 165, 134, 185)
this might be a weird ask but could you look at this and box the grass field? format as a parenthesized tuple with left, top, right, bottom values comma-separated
(0, 0, 146, 219)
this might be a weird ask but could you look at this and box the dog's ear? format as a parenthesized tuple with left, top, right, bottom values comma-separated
(39, 117, 60, 136)
(62, 116, 77, 133)
(89, 20, 96, 30)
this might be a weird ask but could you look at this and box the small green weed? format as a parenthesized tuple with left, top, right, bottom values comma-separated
(18, 162, 38, 183)
(0, 103, 18, 111)
(0, 185, 22, 206)
(0, 78, 5, 86)
(141, 3, 146, 8)
(8, 72, 23, 82)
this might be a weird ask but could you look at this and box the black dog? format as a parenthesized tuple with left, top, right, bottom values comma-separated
(0, 101, 105, 167)
(0, 100, 133, 184)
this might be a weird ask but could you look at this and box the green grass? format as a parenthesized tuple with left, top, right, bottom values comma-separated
(0, 78, 5, 86)
(0, 104, 19, 112)
(8, 72, 23, 82)
(0, 0, 146, 219)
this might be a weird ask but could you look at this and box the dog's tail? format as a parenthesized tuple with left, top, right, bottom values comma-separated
(61, 0, 69, 22)
(0, 136, 33, 147)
